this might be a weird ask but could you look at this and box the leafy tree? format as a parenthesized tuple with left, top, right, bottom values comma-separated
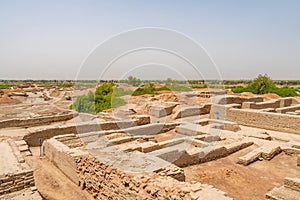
(165, 78, 178, 87)
(247, 74, 276, 94)
(71, 92, 95, 113)
(71, 83, 126, 114)
(232, 74, 298, 97)
(127, 76, 141, 87)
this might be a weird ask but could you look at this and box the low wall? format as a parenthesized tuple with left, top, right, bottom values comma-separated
(242, 100, 281, 109)
(242, 98, 299, 110)
(149, 103, 177, 118)
(43, 138, 87, 184)
(226, 108, 300, 134)
(0, 140, 35, 196)
(215, 95, 263, 105)
(173, 141, 253, 167)
(276, 105, 300, 114)
(0, 112, 77, 128)
(279, 97, 300, 107)
(173, 103, 211, 119)
(210, 103, 241, 120)
(0, 170, 34, 195)
(24, 116, 151, 146)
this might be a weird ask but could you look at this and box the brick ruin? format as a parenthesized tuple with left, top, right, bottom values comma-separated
(0, 95, 300, 199)
(0, 139, 41, 199)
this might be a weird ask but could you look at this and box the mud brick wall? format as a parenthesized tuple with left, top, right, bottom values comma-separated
(216, 96, 263, 105)
(0, 140, 36, 195)
(226, 108, 300, 134)
(24, 117, 150, 146)
(0, 112, 77, 128)
(173, 104, 211, 119)
(43, 138, 87, 184)
(0, 170, 35, 195)
(76, 155, 231, 200)
(276, 105, 300, 114)
(242, 100, 281, 109)
(279, 97, 299, 107)
(43, 137, 231, 200)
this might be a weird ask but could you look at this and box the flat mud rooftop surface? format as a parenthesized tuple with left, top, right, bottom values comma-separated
(184, 145, 300, 200)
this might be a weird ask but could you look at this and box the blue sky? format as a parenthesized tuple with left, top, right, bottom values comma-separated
(0, 0, 299, 80)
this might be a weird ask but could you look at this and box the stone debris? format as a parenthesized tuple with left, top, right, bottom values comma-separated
(225, 141, 254, 154)
(238, 143, 281, 165)
(266, 186, 300, 200)
(281, 147, 300, 156)
(284, 177, 300, 192)
(140, 141, 160, 153)
(242, 131, 272, 140)
(175, 123, 206, 136)
(266, 177, 300, 200)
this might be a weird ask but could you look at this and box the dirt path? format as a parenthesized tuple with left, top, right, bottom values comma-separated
(184, 146, 300, 200)
(25, 148, 93, 200)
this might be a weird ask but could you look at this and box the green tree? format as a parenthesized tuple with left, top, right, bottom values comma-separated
(232, 74, 298, 97)
(248, 74, 276, 94)
(165, 78, 178, 87)
(71, 83, 126, 114)
(71, 91, 95, 113)
(127, 76, 141, 87)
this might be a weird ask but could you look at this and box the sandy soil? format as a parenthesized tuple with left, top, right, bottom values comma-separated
(184, 145, 300, 200)
(25, 147, 94, 200)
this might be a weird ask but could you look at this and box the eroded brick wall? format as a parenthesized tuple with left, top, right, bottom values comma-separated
(0, 112, 76, 128)
(76, 155, 232, 200)
(227, 108, 300, 134)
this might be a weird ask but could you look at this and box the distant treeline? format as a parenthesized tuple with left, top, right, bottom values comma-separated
(1, 79, 300, 86)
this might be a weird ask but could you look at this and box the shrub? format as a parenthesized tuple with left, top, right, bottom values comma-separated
(192, 84, 208, 89)
(0, 84, 13, 89)
(168, 85, 192, 91)
(132, 83, 158, 96)
(272, 87, 298, 97)
(57, 83, 74, 88)
(231, 74, 298, 97)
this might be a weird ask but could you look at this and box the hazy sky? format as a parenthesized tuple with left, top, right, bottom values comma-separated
(0, 0, 299, 80)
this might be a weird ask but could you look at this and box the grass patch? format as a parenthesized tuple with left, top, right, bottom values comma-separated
(56, 83, 75, 88)
(0, 84, 13, 89)
(131, 83, 192, 96)
(132, 84, 157, 96)
(112, 88, 133, 97)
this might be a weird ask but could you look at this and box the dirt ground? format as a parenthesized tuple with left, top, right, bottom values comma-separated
(184, 145, 300, 200)
(25, 147, 93, 200)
